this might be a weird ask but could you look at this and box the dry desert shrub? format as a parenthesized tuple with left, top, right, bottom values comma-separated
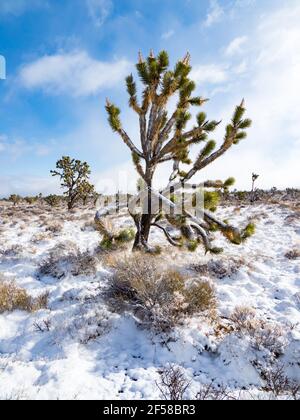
(29, 207, 45, 216)
(81, 220, 96, 232)
(284, 212, 300, 224)
(259, 363, 300, 400)
(74, 309, 112, 344)
(251, 323, 287, 356)
(107, 254, 216, 333)
(183, 279, 217, 315)
(191, 258, 244, 279)
(0, 280, 49, 313)
(285, 249, 300, 260)
(45, 221, 63, 234)
(31, 232, 52, 243)
(196, 382, 236, 400)
(37, 243, 98, 279)
(157, 365, 190, 400)
(230, 306, 287, 356)
(79, 213, 92, 221)
(230, 305, 257, 330)
(0, 244, 24, 260)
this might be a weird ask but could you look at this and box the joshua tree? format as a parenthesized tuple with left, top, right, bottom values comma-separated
(101, 50, 254, 253)
(9, 194, 21, 206)
(51, 156, 94, 210)
(251, 173, 259, 202)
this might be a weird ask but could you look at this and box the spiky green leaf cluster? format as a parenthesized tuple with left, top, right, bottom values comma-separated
(225, 101, 252, 145)
(242, 223, 256, 240)
(176, 109, 191, 131)
(204, 191, 220, 212)
(126, 74, 139, 109)
(105, 102, 121, 132)
(224, 177, 236, 188)
(198, 140, 216, 160)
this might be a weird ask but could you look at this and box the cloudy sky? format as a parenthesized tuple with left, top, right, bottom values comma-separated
(0, 0, 299, 196)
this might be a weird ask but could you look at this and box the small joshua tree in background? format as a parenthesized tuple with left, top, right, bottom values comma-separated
(93, 192, 102, 206)
(9, 194, 21, 206)
(44, 194, 61, 208)
(81, 181, 95, 206)
(51, 156, 94, 211)
(251, 173, 259, 203)
(100, 50, 254, 253)
(24, 196, 38, 205)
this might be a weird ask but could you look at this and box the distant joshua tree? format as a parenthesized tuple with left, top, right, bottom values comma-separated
(81, 181, 95, 206)
(9, 194, 21, 206)
(251, 173, 259, 202)
(99, 50, 255, 253)
(51, 156, 94, 210)
(44, 194, 61, 208)
(24, 196, 38, 205)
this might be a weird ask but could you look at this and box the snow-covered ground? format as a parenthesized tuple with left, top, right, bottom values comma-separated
(0, 201, 299, 400)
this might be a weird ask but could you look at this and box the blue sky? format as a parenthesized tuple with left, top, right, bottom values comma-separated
(0, 0, 299, 196)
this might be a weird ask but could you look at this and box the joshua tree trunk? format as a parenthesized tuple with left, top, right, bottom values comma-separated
(250, 173, 259, 203)
(132, 170, 154, 250)
(132, 213, 153, 250)
(68, 194, 77, 211)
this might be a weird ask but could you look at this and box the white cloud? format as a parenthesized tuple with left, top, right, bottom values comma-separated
(0, 175, 58, 197)
(225, 36, 248, 56)
(245, 4, 300, 149)
(0, 134, 53, 160)
(233, 0, 256, 8)
(19, 51, 130, 97)
(234, 60, 248, 75)
(164, 3, 300, 190)
(191, 64, 228, 85)
(161, 30, 175, 40)
(203, 0, 224, 27)
(0, 0, 46, 16)
(86, 0, 113, 27)
(205, 3, 300, 189)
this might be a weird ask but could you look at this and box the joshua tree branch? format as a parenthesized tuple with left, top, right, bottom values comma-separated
(139, 113, 147, 156)
(155, 111, 178, 155)
(151, 222, 182, 247)
(188, 222, 212, 253)
(183, 132, 237, 181)
(118, 128, 144, 159)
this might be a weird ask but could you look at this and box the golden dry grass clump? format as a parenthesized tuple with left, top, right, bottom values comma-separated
(0, 279, 49, 313)
(107, 253, 216, 333)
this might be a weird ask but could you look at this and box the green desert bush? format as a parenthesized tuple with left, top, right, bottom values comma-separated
(115, 228, 136, 243)
(97, 220, 136, 250)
